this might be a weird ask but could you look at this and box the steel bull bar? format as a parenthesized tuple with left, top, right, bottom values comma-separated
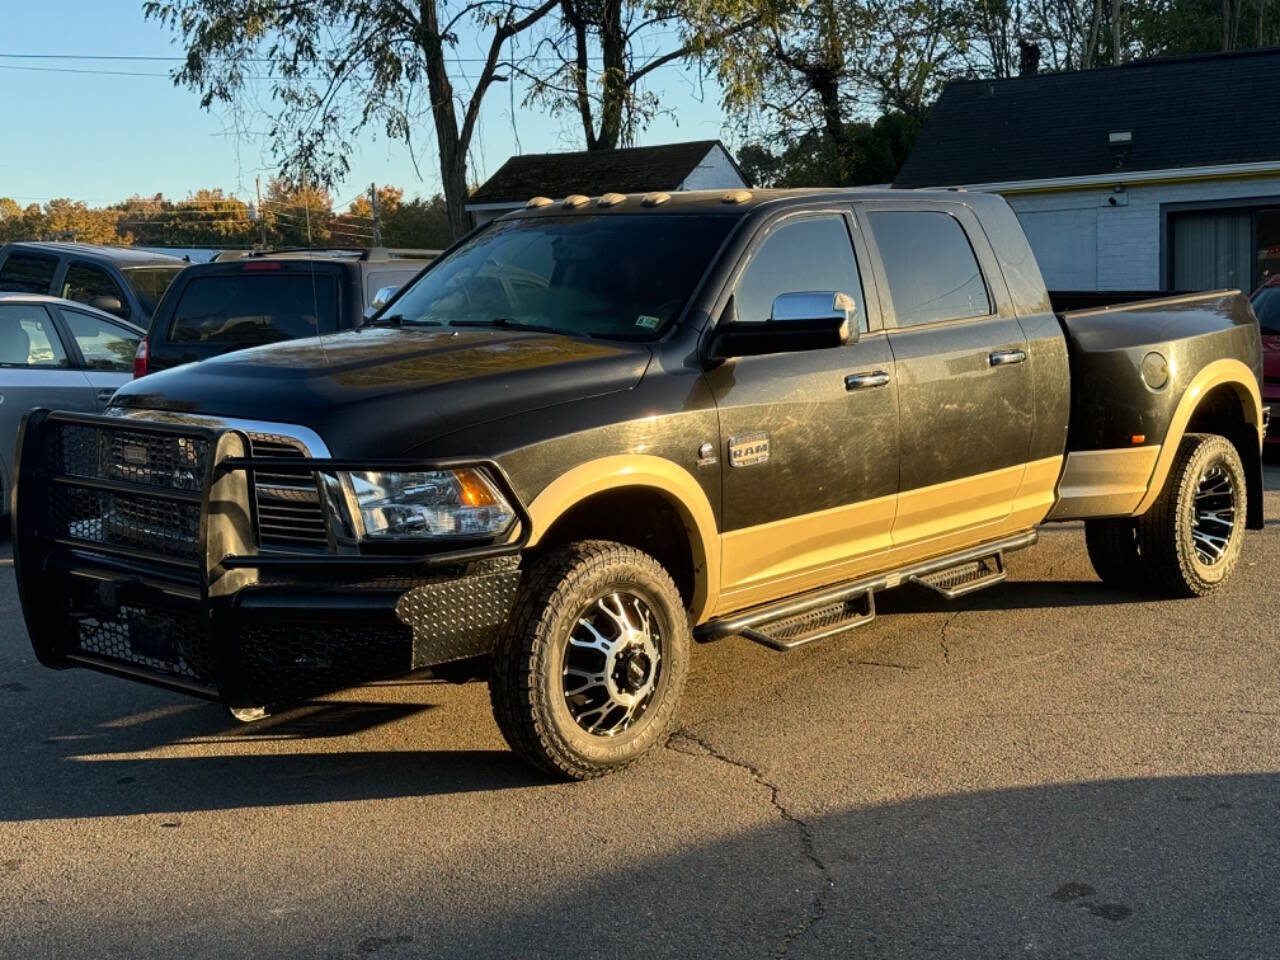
(12, 409, 531, 710)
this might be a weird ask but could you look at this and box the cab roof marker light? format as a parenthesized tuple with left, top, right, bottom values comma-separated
(562, 194, 591, 208)
(642, 192, 671, 207)
(722, 190, 753, 204)
(526, 196, 554, 209)
(597, 192, 627, 207)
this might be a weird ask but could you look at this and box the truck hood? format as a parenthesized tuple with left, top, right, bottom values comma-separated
(112, 327, 652, 456)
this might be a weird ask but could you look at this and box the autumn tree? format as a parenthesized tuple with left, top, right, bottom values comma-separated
(144, 0, 559, 239)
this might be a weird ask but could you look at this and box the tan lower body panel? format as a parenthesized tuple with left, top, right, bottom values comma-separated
(713, 456, 1062, 618)
(1046, 446, 1160, 521)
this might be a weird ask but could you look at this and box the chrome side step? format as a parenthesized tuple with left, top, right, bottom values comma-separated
(909, 553, 1006, 599)
(697, 530, 1037, 651)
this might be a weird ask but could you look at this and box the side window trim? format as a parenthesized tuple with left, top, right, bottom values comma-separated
(854, 201, 1011, 331)
(714, 206, 881, 334)
(47, 307, 88, 370)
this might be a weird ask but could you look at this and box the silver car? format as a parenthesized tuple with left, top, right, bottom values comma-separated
(1, 294, 143, 517)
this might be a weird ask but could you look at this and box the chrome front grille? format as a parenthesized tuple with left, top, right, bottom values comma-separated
(248, 434, 330, 551)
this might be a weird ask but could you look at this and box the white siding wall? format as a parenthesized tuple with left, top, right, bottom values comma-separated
(678, 145, 748, 191)
(997, 175, 1280, 290)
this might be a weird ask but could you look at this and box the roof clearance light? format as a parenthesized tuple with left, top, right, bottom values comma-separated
(562, 194, 591, 208)
(597, 192, 627, 207)
(642, 192, 671, 207)
(722, 190, 753, 204)
(526, 196, 554, 208)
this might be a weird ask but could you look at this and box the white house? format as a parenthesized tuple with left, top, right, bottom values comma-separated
(894, 49, 1280, 293)
(465, 140, 749, 228)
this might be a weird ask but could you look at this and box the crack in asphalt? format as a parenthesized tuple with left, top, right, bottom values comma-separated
(666, 729, 832, 958)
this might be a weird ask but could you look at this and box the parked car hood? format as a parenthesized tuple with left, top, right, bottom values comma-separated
(111, 327, 652, 456)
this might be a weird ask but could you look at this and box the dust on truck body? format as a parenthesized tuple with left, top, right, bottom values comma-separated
(12, 188, 1268, 779)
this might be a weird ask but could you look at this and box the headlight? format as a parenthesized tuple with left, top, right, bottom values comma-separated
(344, 469, 515, 539)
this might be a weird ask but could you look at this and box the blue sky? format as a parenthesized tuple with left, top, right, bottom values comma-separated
(1, 1, 732, 211)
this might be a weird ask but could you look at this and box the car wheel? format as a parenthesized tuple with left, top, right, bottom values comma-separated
(1136, 434, 1247, 597)
(489, 540, 690, 780)
(1084, 518, 1145, 590)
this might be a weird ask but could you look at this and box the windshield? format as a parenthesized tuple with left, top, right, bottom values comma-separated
(122, 265, 185, 316)
(1251, 286, 1280, 335)
(382, 214, 736, 339)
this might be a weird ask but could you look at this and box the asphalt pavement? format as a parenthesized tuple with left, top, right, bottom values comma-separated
(2, 464, 1278, 959)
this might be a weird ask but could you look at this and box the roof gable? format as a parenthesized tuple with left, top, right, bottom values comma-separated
(894, 48, 1280, 188)
(468, 140, 745, 206)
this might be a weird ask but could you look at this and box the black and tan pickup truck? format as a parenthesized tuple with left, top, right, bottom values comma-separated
(11, 188, 1267, 778)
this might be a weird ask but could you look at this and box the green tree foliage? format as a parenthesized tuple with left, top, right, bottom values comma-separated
(737, 111, 923, 186)
(144, 0, 560, 239)
(519, 0, 772, 150)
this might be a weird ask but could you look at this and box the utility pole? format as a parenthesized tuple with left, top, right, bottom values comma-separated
(369, 182, 382, 247)
(255, 176, 267, 249)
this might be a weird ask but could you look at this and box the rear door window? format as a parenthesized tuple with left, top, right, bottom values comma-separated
(62, 262, 131, 319)
(0, 253, 59, 294)
(866, 210, 991, 327)
(0, 303, 70, 367)
(167, 272, 340, 346)
(61, 310, 140, 371)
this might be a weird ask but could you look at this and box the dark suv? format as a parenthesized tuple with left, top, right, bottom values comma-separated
(0, 242, 186, 325)
(136, 248, 435, 376)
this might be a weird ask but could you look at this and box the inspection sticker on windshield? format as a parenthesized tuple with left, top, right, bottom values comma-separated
(635, 315, 661, 329)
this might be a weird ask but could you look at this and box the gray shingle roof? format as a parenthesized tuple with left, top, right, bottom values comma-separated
(894, 48, 1280, 188)
(468, 140, 740, 205)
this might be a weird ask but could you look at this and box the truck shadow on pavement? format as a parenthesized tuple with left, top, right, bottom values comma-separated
(0, 693, 545, 822)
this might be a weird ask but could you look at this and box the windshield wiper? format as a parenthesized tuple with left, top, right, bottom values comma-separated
(450, 317, 583, 337)
(363, 314, 443, 328)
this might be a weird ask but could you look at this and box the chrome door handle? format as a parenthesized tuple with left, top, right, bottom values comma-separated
(96, 389, 117, 404)
(845, 370, 891, 390)
(988, 349, 1027, 367)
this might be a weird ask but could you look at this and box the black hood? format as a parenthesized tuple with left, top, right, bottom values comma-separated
(112, 327, 652, 456)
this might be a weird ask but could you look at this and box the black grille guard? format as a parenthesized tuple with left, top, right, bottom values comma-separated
(14, 408, 532, 579)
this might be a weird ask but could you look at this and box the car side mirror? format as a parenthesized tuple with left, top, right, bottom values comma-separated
(366, 285, 400, 318)
(89, 295, 126, 318)
(711, 291, 857, 359)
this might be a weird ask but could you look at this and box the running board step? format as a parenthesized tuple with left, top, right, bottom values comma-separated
(909, 553, 1006, 599)
(740, 590, 875, 652)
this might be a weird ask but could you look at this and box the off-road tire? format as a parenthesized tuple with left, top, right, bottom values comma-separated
(489, 540, 690, 780)
(1136, 433, 1247, 598)
(1084, 518, 1145, 590)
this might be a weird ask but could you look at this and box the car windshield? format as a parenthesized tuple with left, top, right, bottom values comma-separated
(1251, 286, 1280, 335)
(122, 265, 185, 316)
(381, 214, 737, 339)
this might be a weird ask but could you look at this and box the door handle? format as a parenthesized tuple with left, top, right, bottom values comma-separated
(988, 349, 1027, 367)
(96, 388, 117, 405)
(845, 370, 891, 390)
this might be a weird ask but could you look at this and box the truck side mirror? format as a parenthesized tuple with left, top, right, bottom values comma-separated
(89, 295, 127, 319)
(365, 285, 400, 318)
(711, 291, 856, 359)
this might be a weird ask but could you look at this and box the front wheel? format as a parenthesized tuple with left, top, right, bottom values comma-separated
(489, 541, 690, 780)
(1136, 434, 1247, 597)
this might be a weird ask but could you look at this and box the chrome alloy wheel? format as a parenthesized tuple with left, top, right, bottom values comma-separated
(1191, 463, 1237, 566)
(562, 592, 663, 737)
